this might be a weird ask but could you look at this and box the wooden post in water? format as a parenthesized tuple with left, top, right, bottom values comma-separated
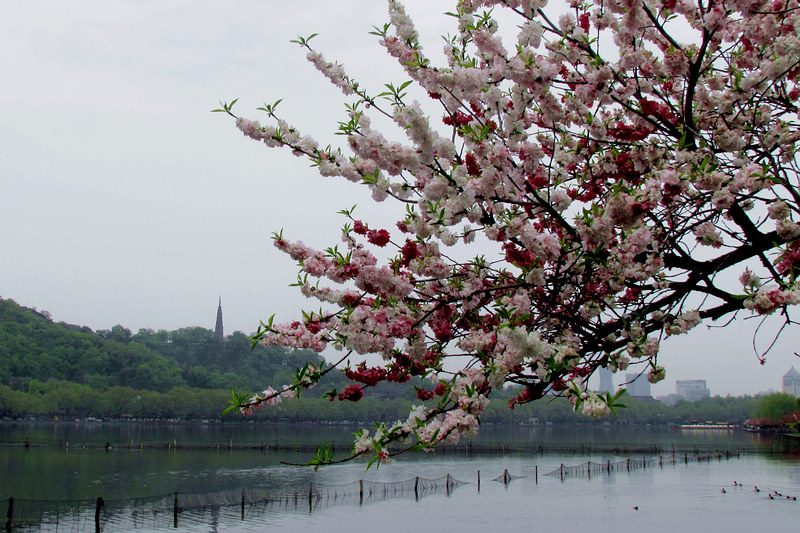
(173, 492, 179, 529)
(359, 480, 364, 505)
(414, 476, 420, 501)
(587, 461, 591, 479)
(446, 473, 452, 496)
(6, 496, 14, 533)
(241, 488, 245, 520)
(308, 483, 313, 513)
(626, 458, 630, 472)
(94, 497, 104, 533)
(535, 465, 538, 485)
(607, 459, 611, 475)
(560, 463, 564, 481)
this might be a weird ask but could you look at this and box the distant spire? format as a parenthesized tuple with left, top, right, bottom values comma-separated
(215, 297, 224, 340)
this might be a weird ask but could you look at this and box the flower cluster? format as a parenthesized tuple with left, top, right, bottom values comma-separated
(225, 0, 800, 464)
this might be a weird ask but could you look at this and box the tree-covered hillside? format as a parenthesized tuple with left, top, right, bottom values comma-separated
(0, 297, 433, 420)
(0, 298, 770, 425)
(0, 297, 328, 395)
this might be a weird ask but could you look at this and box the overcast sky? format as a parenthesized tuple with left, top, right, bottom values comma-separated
(2, 1, 797, 398)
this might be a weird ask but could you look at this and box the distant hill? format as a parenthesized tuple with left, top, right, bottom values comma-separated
(0, 297, 431, 421)
(0, 297, 323, 393)
(0, 298, 763, 425)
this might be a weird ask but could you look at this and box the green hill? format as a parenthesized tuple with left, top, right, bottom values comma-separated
(0, 297, 321, 393)
(0, 297, 420, 421)
(0, 298, 764, 425)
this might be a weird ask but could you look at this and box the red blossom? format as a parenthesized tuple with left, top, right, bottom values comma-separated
(340, 263, 360, 279)
(346, 363, 387, 386)
(338, 384, 364, 402)
(503, 242, 537, 269)
(509, 386, 536, 409)
(442, 110, 471, 127)
(469, 102, 485, 117)
(527, 173, 548, 188)
(776, 241, 800, 275)
(352, 220, 369, 235)
(416, 387, 435, 400)
(578, 13, 590, 33)
(465, 153, 481, 176)
(607, 123, 652, 142)
(400, 240, 420, 266)
(367, 228, 391, 247)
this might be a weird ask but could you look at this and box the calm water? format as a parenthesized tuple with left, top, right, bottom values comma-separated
(2, 421, 798, 532)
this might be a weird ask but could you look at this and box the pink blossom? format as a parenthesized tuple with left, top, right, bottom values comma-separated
(226, 0, 800, 461)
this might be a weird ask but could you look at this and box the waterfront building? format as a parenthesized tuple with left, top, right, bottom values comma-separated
(625, 372, 651, 398)
(598, 367, 614, 394)
(783, 367, 800, 398)
(675, 379, 710, 401)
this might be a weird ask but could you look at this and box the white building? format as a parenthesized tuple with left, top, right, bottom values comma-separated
(598, 367, 614, 394)
(676, 380, 710, 401)
(626, 373, 651, 398)
(783, 367, 800, 398)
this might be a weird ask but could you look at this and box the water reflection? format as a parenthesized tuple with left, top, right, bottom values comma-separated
(1, 422, 799, 532)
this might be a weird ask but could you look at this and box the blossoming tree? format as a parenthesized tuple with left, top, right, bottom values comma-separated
(219, 0, 800, 465)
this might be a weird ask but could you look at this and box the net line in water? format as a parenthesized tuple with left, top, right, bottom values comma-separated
(492, 468, 526, 484)
(2, 474, 468, 532)
(544, 451, 732, 480)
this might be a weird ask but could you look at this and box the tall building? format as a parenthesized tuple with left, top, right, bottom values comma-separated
(598, 367, 614, 394)
(783, 367, 800, 398)
(214, 297, 224, 341)
(626, 372, 651, 398)
(676, 379, 710, 401)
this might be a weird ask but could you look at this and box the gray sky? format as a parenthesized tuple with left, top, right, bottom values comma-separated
(2, 1, 797, 398)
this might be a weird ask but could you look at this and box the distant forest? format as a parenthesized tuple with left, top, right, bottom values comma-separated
(0, 297, 766, 424)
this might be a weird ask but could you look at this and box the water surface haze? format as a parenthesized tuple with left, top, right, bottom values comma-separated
(2, 422, 798, 532)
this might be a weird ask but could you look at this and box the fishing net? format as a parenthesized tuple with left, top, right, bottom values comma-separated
(2, 474, 467, 532)
(544, 452, 726, 480)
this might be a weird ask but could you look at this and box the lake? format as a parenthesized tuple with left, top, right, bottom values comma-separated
(1, 421, 798, 532)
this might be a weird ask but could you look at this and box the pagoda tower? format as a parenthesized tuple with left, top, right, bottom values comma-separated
(214, 297, 224, 341)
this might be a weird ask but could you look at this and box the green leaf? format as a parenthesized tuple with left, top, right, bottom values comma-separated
(211, 98, 239, 115)
(290, 33, 319, 48)
(256, 99, 283, 117)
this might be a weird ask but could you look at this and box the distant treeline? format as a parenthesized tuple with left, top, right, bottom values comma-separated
(0, 297, 777, 425)
(0, 378, 763, 425)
